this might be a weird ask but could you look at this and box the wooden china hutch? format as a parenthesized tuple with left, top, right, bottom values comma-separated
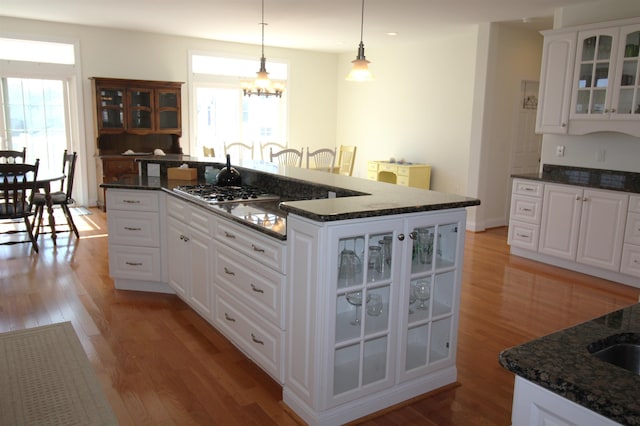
(91, 77, 183, 209)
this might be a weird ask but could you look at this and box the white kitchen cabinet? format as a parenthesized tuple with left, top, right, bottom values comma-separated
(284, 209, 466, 426)
(166, 196, 214, 320)
(621, 195, 640, 278)
(511, 377, 621, 426)
(536, 17, 640, 136)
(539, 184, 628, 271)
(508, 179, 544, 251)
(107, 189, 171, 293)
(536, 31, 577, 134)
(212, 216, 286, 383)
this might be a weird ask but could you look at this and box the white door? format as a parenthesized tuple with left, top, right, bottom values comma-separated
(538, 184, 583, 260)
(576, 189, 628, 271)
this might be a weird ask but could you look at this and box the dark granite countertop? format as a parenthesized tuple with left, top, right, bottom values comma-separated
(101, 155, 480, 223)
(512, 164, 640, 194)
(499, 303, 640, 425)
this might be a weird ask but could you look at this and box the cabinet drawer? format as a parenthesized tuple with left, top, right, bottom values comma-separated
(396, 176, 410, 186)
(109, 245, 161, 281)
(625, 212, 640, 245)
(214, 289, 283, 383)
(513, 179, 543, 197)
(396, 166, 411, 177)
(510, 195, 543, 224)
(108, 211, 160, 247)
(214, 218, 286, 273)
(366, 171, 378, 181)
(630, 195, 640, 214)
(378, 163, 398, 173)
(367, 162, 379, 172)
(620, 244, 640, 278)
(167, 195, 211, 234)
(508, 221, 540, 251)
(107, 189, 159, 211)
(215, 246, 285, 328)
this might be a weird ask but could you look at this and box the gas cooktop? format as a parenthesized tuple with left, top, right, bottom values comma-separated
(173, 184, 279, 204)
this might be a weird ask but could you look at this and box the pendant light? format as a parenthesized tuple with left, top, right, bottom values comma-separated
(346, 0, 374, 82)
(242, 0, 284, 97)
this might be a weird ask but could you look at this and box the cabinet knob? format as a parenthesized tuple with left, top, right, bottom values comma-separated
(576, 195, 581, 201)
(398, 233, 406, 241)
(583, 197, 588, 202)
(561, 123, 567, 128)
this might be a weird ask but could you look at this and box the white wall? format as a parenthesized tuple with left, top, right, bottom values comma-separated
(541, 0, 640, 173)
(0, 16, 339, 206)
(335, 27, 479, 198)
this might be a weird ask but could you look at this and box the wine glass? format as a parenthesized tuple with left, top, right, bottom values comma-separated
(415, 280, 431, 310)
(346, 291, 369, 326)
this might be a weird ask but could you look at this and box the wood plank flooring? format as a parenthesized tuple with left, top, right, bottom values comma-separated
(1, 207, 639, 425)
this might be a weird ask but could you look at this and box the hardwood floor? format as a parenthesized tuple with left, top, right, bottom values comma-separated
(1, 208, 639, 425)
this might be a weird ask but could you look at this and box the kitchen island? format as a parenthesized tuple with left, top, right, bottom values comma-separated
(101, 155, 480, 425)
(499, 303, 640, 425)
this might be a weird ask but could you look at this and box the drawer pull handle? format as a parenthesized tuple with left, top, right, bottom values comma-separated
(123, 200, 140, 204)
(124, 226, 141, 231)
(521, 208, 532, 212)
(224, 313, 236, 322)
(516, 233, 529, 238)
(224, 267, 235, 276)
(250, 284, 264, 293)
(251, 333, 264, 345)
(524, 187, 534, 191)
(251, 244, 265, 253)
(224, 231, 236, 239)
(125, 261, 142, 266)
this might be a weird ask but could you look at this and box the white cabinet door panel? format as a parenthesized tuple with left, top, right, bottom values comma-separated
(576, 189, 628, 271)
(539, 185, 582, 260)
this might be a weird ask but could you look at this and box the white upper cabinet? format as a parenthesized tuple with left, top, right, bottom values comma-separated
(536, 18, 640, 137)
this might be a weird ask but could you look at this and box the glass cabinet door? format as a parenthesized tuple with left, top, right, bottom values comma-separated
(574, 30, 617, 116)
(157, 89, 181, 132)
(332, 225, 399, 401)
(127, 88, 153, 131)
(613, 28, 640, 116)
(402, 221, 460, 378)
(97, 88, 124, 130)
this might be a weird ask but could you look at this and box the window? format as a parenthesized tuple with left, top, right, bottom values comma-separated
(190, 53, 288, 157)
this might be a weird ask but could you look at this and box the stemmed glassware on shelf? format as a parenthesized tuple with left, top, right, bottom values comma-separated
(346, 291, 370, 326)
(408, 283, 417, 315)
(414, 279, 431, 310)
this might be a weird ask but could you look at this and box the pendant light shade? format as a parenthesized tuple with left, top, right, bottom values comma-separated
(242, 0, 284, 97)
(346, 0, 374, 82)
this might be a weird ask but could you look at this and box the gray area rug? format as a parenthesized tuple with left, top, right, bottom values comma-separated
(0, 322, 118, 425)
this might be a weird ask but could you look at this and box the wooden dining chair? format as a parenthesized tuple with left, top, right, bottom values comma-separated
(336, 145, 357, 176)
(202, 146, 215, 157)
(224, 142, 254, 160)
(0, 148, 26, 164)
(260, 142, 286, 160)
(270, 147, 303, 167)
(306, 147, 336, 172)
(0, 160, 40, 252)
(33, 150, 79, 239)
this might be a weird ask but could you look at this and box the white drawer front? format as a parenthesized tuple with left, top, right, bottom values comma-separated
(214, 289, 283, 383)
(510, 195, 543, 224)
(215, 246, 285, 328)
(508, 221, 540, 251)
(166, 194, 190, 221)
(107, 189, 159, 211)
(396, 176, 410, 186)
(108, 211, 160, 247)
(167, 195, 213, 235)
(109, 245, 161, 281)
(513, 179, 543, 197)
(625, 212, 640, 245)
(629, 195, 640, 214)
(620, 244, 640, 278)
(214, 218, 285, 273)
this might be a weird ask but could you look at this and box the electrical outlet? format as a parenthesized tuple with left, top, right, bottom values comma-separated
(555, 145, 565, 157)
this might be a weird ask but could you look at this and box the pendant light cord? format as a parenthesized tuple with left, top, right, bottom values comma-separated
(359, 0, 365, 43)
(260, 0, 266, 58)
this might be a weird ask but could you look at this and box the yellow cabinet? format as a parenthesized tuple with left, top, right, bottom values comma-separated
(367, 161, 431, 189)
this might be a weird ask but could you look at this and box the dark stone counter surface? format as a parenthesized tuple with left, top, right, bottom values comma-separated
(499, 303, 640, 425)
(100, 155, 480, 223)
(512, 164, 640, 194)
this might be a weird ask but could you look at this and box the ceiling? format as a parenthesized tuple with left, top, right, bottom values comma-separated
(1, 0, 598, 53)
